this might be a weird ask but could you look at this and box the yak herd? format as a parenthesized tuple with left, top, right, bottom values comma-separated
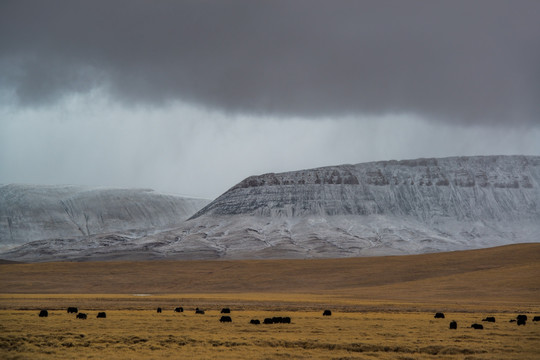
(37, 307, 539, 329)
(36, 306, 298, 324)
(434, 312, 539, 330)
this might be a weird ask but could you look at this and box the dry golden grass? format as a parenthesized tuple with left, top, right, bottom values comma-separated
(1, 309, 539, 359)
(1, 243, 539, 358)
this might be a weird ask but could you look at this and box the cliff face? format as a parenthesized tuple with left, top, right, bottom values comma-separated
(192, 156, 540, 221)
(0, 185, 210, 251)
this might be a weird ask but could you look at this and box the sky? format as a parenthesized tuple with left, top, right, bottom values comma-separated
(1, 0, 539, 199)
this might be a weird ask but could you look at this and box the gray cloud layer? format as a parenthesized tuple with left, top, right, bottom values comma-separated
(1, 0, 539, 125)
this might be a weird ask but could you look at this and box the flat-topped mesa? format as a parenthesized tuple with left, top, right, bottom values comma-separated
(190, 155, 540, 220)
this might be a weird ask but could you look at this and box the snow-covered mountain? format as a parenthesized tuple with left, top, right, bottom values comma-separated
(1, 155, 539, 262)
(192, 155, 538, 220)
(0, 184, 210, 252)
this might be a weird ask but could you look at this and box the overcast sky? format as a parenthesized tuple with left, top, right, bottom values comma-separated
(1, 1, 539, 199)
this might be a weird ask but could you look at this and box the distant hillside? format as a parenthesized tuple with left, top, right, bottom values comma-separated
(1, 243, 538, 307)
(0, 184, 210, 252)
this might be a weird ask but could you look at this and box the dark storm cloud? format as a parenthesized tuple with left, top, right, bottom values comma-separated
(1, 0, 539, 125)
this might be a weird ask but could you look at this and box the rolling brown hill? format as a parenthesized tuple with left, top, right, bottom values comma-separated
(1, 243, 539, 309)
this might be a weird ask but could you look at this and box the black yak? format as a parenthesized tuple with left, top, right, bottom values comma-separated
(174, 307, 183, 313)
(533, 316, 540, 322)
(434, 312, 445, 319)
(195, 308, 205, 314)
(449, 320, 457, 329)
(157, 307, 162, 313)
(67, 307, 78, 314)
(221, 308, 231, 314)
(76, 313, 87, 319)
(482, 317, 496, 322)
(250, 319, 260, 325)
(517, 315, 527, 326)
(264, 316, 291, 324)
(323, 310, 332, 316)
(97, 312, 106, 318)
(471, 323, 483, 330)
(38, 310, 48, 317)
(219, 316, 232, 322)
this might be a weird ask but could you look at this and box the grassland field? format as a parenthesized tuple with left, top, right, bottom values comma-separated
(1, 243, 539, 359)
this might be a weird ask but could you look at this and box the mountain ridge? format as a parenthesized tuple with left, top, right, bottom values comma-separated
(1, 155, 538, 262)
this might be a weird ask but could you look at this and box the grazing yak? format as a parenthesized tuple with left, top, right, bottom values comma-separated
(174, 307, 183, 313)
(67, 307, 78, 314)
(221, 308, 231, 314)
(195, 308, 205, 314)
(471, 323, 483, 330)
(264, 316, 291, 324)
(323, 310, 332, 316)
(517, 315, 527, 326)
(76, 313, 87, 319)
(482, 317, 496, 322)
(250, 319, 261, 325)
(533, 316, 540, 322)
(449, 320, 457, 329)
(157, 307, 162, 313)
(97, 312, 106, 318)
(38, 310, 48, 317)
(434, 312, 445, 319)
(219, 316, 232, 322)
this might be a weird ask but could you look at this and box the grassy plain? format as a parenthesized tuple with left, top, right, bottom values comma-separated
(1, 243, 539, 359)
(2, 308, 539, 359)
